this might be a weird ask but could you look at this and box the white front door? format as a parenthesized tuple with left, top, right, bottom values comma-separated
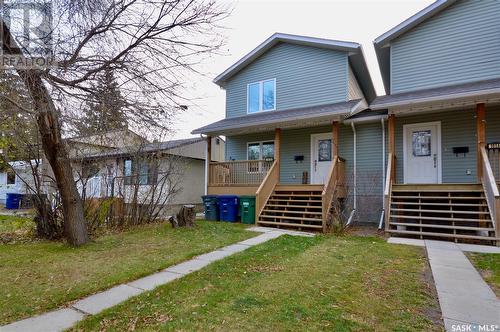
(404, 122, 441, 184)
(311, 133, 333, 184)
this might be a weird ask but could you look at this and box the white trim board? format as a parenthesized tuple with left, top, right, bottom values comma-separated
(402, 121, 442, 184)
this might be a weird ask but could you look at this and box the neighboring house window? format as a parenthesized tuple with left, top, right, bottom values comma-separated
(6, 170, 15, 185)
(123, 158, 157, 185)
(82, 162, 100, 179)
(247, 141, 274, 172)
(247, 79, 276, 113)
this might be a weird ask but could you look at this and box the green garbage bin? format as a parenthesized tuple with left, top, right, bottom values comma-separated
(239, 196, 256, 224)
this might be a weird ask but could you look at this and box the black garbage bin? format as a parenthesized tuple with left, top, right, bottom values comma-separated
(202, 195, 219, 221)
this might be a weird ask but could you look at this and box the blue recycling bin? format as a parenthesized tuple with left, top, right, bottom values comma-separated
(5, 193, 23, 210)
(218, 195, 239, 222)
(202, 195, 219, 221)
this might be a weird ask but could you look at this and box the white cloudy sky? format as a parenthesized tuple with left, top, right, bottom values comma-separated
(170, 0, 434, 139)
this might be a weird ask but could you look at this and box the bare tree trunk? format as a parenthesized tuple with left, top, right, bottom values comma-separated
(1, 21, 89, 245)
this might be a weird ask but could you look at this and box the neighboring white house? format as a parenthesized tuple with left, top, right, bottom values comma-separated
(0, 160, 40, 205)
(70, 136, 225, 210)
(1, 131, 225, 212)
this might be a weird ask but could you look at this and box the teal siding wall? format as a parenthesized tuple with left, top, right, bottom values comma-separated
(486, 105, 500, 143)
(395, 109, 477, 184)
(225, 122, 386, 223)
(391, 0, 500, 93)
(486, 105, 500, 180)
(224, 43, 348, 118)
(355, 122, 384, 222)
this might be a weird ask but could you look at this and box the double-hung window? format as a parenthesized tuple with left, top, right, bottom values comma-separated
(123, 158, 158, 185)
(247, 141, 274, 172)
(247, 79, 276, 113)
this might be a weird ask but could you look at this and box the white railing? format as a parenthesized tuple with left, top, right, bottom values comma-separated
(480, 147, 500, 237)
(383, 153, 395, 231)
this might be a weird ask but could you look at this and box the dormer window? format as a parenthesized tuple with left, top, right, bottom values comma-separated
(247, 79, 276, 113)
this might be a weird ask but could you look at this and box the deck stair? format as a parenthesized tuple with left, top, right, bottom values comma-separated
(387, 184, 498, 244)
(257, 185, 324, 230)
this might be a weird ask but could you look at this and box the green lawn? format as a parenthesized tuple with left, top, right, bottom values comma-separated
(467, 252, 500, 297)
(0, 221, 253, 324)
(0, 214, 35, 233)
(73, 235, 441, 331)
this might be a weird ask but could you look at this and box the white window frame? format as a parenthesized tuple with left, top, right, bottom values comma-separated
(246, 140, 275, 173)
(246, 78, 276, 114)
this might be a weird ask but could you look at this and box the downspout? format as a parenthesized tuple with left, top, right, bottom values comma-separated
(379, 118, 386, 229)
(346, 122, 357, 226)
(201, 134, 208, 195)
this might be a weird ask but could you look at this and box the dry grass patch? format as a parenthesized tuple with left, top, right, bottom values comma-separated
(73, 235, 442, 331)
(0, 221, 253, 324)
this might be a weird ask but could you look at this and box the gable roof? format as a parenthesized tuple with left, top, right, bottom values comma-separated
(214, 33, 377, 103)
(373, 0, 457, 94)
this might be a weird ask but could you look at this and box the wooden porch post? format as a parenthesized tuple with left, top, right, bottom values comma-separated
(332, 121, 339, 158)
(388, 114, 396, 180)
(274, 128, 281, 183)
(476, 103, 486, 180)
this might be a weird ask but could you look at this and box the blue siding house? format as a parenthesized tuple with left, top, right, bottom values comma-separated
(194, 0, 500, 244)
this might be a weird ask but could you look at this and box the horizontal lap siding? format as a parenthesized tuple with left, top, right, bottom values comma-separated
(226, 124, 385, 223)
(225, 132, 275, 161)
(225, 43, 348, 118)
(486, 105, 500, 180)
(395, 109, 477, 184)
(355, 122, 384, 223)
(391, 0, 500, 93)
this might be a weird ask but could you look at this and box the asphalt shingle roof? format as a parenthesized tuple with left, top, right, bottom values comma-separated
(370, 78, 500, 109)
(192, 100, 362, 135)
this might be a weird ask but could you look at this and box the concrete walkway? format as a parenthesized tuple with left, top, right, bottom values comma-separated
(1, 227, 311, 332)
(388, 238, 500, 331)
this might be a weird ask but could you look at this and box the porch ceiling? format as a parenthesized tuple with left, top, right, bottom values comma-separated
(192, 99, 364, 136)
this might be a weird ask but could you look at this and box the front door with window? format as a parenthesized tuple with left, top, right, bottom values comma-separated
(404, 122, 441, 184)
(311, 133, 333, 184)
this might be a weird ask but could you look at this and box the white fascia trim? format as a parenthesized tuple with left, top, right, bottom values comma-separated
(370, 88, 500, 110)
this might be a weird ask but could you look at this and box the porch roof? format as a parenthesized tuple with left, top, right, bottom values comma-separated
(192, 99, 363, 136)
(370, 78, 500, 111)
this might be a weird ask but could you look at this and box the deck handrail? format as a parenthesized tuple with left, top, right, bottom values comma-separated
(480, 146, 500, 235)
(255, 160, 279, 220)
(383, 153, 395, 230)
(208, 159, 273, 186)
(321, 156, 345, 231)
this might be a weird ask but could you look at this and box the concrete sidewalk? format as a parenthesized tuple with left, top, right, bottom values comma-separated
(388, 237, 500, 331)
(1, 227, 308, 332)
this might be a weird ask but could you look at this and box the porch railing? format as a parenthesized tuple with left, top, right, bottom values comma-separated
(480, 147, 500, 240)
(255, 160, 279, 219)
(208, 159, 274, 186)
(383, 153, 396, 231)
(321, 156, 345, 231)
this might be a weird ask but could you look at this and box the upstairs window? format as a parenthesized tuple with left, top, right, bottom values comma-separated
(247, 79, 276, 113)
